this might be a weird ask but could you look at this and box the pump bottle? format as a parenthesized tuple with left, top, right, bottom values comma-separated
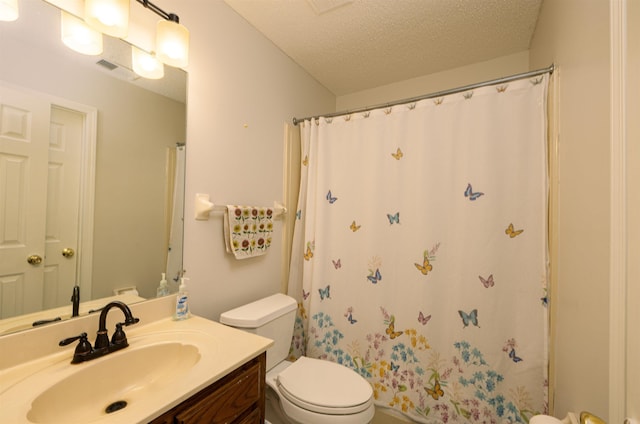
(174, 277, 190, 320)
(157, 273, 169, 297)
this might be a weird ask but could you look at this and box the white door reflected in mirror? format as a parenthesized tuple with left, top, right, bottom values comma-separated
(0, 84, 88, 317)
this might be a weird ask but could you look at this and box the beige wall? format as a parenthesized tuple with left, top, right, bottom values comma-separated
(336, 51, 529, 111)
(180, 0, 335, 322)
(90, 84, 185, 300)
(529, 0, 611, 418)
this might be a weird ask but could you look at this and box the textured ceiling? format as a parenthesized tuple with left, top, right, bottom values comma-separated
(223, 0, 543, 96)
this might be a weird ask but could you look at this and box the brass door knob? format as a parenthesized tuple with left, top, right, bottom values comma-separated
(62, 248, 75, 258)
(27, 254, 43, 265)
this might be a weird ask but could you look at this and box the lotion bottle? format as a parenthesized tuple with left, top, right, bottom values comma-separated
(174, 277, 190, 320)
(156, 273, 169, 297)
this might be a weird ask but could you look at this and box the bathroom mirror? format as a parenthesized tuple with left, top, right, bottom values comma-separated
(0, 0, 186, 334)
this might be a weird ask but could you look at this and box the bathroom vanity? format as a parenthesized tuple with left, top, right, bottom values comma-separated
(149, 353, 265, 423)
(0, 296, 273, 424)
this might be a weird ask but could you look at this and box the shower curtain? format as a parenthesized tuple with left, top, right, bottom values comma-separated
(165, 145, 185, 284)
(288, 74, 549, 423)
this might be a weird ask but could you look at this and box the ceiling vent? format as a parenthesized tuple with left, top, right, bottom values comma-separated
(94, 58, 140, 82)
(96, 59, 118, 71)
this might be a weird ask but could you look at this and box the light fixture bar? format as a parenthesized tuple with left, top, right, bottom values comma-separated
(135, 0, 179, 23)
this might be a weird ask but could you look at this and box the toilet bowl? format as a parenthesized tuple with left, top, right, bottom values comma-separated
(270, 357, 374, 424)
(220, 294, 375, 424)
(530, 412, 607, 424)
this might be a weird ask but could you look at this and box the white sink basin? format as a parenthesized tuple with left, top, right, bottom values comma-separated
(27, 342, 200, 423)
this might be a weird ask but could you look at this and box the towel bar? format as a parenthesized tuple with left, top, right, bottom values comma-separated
(194, 193, 286, 220)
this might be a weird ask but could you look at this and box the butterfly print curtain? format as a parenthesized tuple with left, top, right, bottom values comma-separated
(288, 74, 550, 423)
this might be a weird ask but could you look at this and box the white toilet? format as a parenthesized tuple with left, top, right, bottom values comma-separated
(220, 293, 375, 424)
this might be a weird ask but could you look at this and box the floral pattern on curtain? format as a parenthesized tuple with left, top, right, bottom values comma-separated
(288, 75, 549, 423)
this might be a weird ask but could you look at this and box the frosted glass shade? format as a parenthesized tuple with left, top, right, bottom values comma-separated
(132, 46, 164, 79)
(0, 0, 19, 22)
(61, 11, 103, 56)
(156, 19, 189, 68)
(85, 0, 129, 38)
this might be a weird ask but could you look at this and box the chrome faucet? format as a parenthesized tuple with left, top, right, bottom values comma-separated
(59, 301, 139, 364)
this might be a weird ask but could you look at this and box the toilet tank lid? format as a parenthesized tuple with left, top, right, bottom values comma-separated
(220, 293, 297, 328)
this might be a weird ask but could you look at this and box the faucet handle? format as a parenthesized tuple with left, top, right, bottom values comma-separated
(59, 332, 88, 347)
(111, 323, 128, 345)
(59, 332, 93, 362)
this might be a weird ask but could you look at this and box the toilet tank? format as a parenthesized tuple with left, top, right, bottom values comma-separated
(220, 293, 297, 371)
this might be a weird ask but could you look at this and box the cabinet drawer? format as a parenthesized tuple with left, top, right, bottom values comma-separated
(175, 356, 263, 423)
(235, 408, 261, 424)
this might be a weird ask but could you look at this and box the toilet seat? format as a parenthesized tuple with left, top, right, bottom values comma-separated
(276, 356, 373, 415)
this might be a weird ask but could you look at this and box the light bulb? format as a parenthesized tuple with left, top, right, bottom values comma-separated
(132, 46, 164, 79)
(85, 0, 129, 38)
(61, 11, 103, 56)
(0, 0, 19, 22)
(156, 19, 189, 68)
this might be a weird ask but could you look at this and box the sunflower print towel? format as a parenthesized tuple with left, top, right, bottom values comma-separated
(224, 206, 273, 259)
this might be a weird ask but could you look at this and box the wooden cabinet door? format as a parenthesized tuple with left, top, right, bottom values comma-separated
(149, 353, 266, 424)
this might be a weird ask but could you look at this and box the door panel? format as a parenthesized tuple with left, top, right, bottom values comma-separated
(0, 84, 50, 317)
(43, 107, 82, 308)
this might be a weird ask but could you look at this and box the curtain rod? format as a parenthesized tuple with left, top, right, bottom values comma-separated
(292, 64, 555, 126)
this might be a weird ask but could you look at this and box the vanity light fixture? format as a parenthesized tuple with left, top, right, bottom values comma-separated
(0, 0, 19, 22)
(132, 46, 164, 79)
(61, 11, 103, 56)
(155, 14, 189, 68)
(84, 0, 130, 38)
(136, 0, 189, 68)
(55, 0, 188, 69)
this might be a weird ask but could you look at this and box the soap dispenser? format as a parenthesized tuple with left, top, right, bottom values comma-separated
(174, 277, 190, 320)
(157, 273, 169, 297)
